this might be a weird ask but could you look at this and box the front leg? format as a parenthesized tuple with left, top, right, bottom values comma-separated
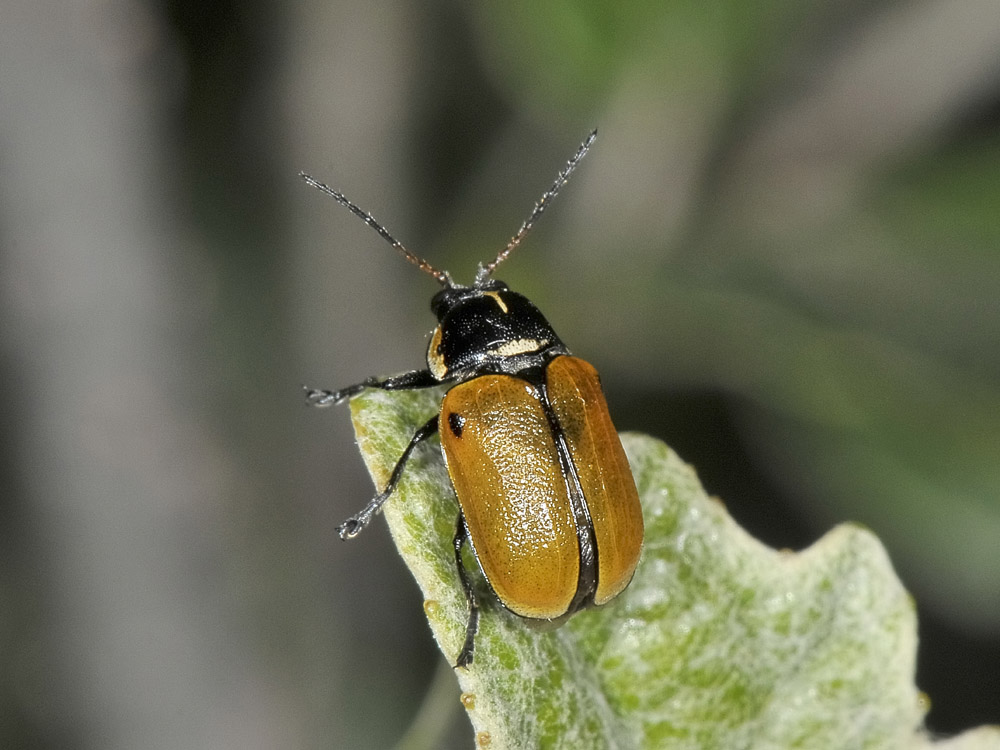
(337, 415, 440, 540)
(304, 369, 440, 408)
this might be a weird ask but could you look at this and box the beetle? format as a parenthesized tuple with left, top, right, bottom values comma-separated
(302, 130, 643, 667)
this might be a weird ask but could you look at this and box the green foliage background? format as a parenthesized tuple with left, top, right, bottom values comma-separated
(1, 0, 997, 748)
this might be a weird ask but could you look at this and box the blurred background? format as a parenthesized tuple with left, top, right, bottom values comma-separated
(2, 0, 998, 748)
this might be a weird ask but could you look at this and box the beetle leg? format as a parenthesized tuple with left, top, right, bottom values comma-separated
(336, 415, 439, 540)
(453, 515, 480, 668)
(305, 369, 440, 407)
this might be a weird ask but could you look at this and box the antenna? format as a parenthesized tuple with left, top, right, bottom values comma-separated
(300, 173, 452, 286)
(475, 129, 597, 285)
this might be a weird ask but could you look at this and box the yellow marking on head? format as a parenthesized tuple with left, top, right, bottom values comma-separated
(427, 326, 448, 380)
(490, 338, 548, 357)
(483, 291, 508, 313)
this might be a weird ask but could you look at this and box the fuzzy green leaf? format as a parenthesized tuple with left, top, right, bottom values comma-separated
(350, 386, 998, 750)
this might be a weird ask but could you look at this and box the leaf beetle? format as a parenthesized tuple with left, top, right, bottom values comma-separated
(303, 131, 643, 667)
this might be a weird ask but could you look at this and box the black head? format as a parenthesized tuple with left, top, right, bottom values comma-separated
(425, 283, 567, 381)
(430, 278, 506, 319)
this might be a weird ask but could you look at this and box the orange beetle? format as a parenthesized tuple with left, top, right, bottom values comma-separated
(304, 131, 643, 666)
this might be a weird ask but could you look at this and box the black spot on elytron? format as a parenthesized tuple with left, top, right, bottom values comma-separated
(448, 412, 465, 438)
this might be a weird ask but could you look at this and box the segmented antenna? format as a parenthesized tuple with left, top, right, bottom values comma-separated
(475, 129, 597, 285)
(300, 173, 452, 286)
